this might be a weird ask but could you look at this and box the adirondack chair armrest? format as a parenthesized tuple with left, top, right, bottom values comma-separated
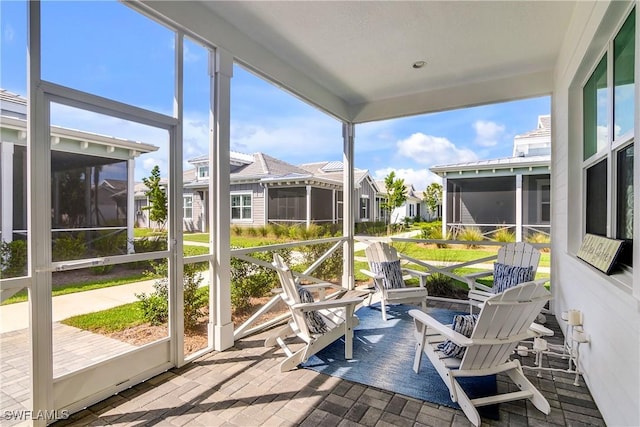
(528, 322, 554, 337)
(468, 289, 493, 302)
(464, 272, 494, 292)
(291, 297, 363, 313)
(409, 309, 473, 347)
(401, 268, 430, 287)
(359, 269, 382, 280)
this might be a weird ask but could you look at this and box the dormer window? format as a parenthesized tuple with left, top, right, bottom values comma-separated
(198, 166, 209, 179)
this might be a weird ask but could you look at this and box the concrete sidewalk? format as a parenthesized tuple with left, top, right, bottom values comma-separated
(0, 280, 156, 334)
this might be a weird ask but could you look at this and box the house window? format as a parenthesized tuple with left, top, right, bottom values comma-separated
(360, 196, 369, 220)
(183, 195, 193, 219)
(409, 203, 414, 217)
(198, 166, 209, 179)
(582, 8, 634, 267)
(231, 193, 252, 221)
(537, 180, 551, 223)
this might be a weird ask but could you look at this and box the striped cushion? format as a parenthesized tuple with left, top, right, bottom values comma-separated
(493, 263, 534, 294)
(370, 260, 405, 290)
(437, 314, 478, 358)
(297, 286, 328, 334)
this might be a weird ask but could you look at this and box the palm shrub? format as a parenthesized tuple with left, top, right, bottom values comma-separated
(246, 227, 258, 237)
(492, 228, 516, 242)
(231, 225, 243, 236)
(526, 232, 551, 252)
(257, 226, 269, 237)
(458, 226, 484, 249)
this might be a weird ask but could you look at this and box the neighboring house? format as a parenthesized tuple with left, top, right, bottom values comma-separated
(430, 115, 551, 241)
(376, 180, 438, 224)
(0, 89, 158, 246)
(136, 153, 382, 232)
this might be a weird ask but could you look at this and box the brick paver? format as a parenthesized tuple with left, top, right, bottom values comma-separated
(48, 301, 605, 426)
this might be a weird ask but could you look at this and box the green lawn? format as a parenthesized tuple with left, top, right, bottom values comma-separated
(62, 302, 147, 333)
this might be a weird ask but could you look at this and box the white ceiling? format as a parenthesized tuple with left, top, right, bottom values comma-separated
(137, 1, 579, 123)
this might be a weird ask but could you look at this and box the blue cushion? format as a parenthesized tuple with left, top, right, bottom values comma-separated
(296, 286, 328, 334)
(438, 314, 477, 358)
(370, 260, 405, 290)
(492, 263, 533, 294)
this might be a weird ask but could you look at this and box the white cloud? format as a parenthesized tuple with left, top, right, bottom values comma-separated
(396, 132, 477, 166)
(373, 167, 441, 193)
(473, 120, 505, 147)
(230, 117, 342, 162)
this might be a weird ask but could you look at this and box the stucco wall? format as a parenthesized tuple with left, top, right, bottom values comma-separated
(553, 1, 640, 425)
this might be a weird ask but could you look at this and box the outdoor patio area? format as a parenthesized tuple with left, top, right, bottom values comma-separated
(50, 300, 604, 427)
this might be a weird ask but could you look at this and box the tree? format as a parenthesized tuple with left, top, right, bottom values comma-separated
(380, 171, 407, 234)
(423, 182, 443, 219)
(142, 165, 168, 231)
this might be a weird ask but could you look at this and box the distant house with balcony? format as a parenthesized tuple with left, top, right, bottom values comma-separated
(375, 180, 434, 224)
(142, 153, 381, 232)
(430, 115, 551, 241)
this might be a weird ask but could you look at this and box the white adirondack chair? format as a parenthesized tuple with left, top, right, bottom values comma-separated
(360, 241, 429, 321)
(410, 279, 551, 427)
(465, 242, 541, 311)
(265, 253, 365, 372)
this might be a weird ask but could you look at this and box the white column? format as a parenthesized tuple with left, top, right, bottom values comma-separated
(516, 174, 523, 242)
(441, 177, 448, 238)
(306, 185, 311, 229)
(342, 123, 355, 290)
(1, 142, 14, 242)
(211, 48, 234, 351)
(29, 2, 54, 423)
(126, 159, 134, 254)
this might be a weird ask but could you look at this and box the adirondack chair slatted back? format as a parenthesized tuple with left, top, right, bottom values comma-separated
(497, 242, 541, 275)
(365, 242, 401, 292)
(273, 253, 312, 339)
(365, 241, 400, 266)
(460, 281, 550, 371)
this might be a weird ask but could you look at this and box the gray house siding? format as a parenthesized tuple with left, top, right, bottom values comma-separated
(356, 179, 377, 222)
(230, 183, 265, 226)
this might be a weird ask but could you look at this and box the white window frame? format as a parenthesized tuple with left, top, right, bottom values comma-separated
(537, 179, 551, 224)
(581, 6, 635, 274)
(198, 165, 209, 179)
(231, 192, 252, 222)
(360, 195, 369, 221)
(183, 194, 193, 220)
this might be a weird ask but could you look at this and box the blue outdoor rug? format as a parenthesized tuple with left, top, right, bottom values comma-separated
(302, 304, 499, 418)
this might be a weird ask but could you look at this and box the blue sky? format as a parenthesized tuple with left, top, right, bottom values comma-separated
(1, 1, 550, 190)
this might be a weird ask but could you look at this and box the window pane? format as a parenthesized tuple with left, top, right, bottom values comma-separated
(242, 207, 251, 219)
(231, 207, 240, 219)
(231, 195, 240, 207)
(614, 10, 635, 139)
(586, 159, 608, 236)
(242, 195, 251, 206)
(583, 55, 608, 160)
(617, 144, 634, 239)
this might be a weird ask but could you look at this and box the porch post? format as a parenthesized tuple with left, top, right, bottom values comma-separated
(306, 185, 311, 229)
(342, 123, 355, 290)
(211, 48, 234, 350)
(28, 2, 54, 423)
(263, 185, 269, 226)
(1, 142, 14, 242)
(126, 159, 134, 253)
(442, 177, 448, 238)
(515, 174, 523, 242)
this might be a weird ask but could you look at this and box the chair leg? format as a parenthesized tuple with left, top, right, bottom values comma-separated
(451, 379, 482, 427)
(381, 300, 388, 322)
(413, 323, 426, 373)
(506, 363, 551, 415)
